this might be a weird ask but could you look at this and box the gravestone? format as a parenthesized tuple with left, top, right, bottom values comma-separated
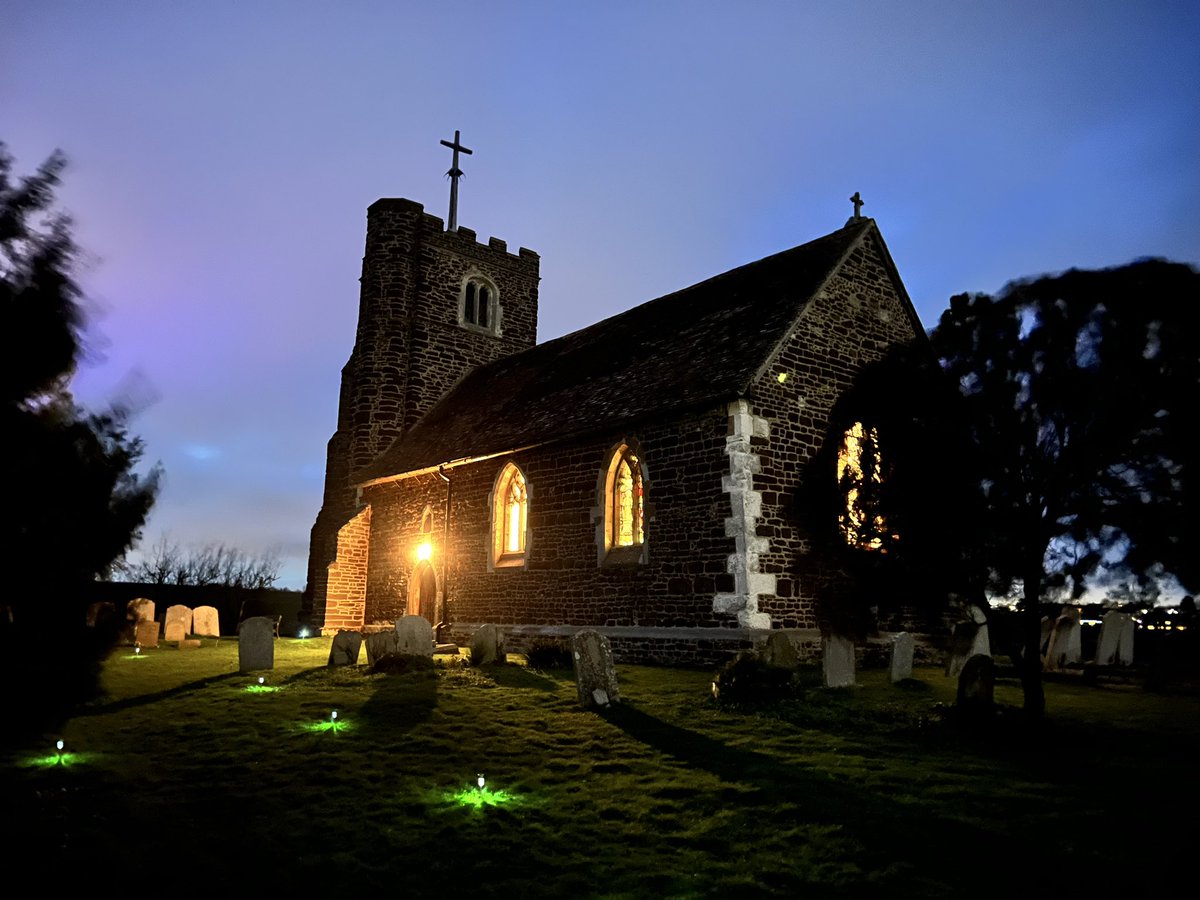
(1039, 616, 1054, 656)
(956, 653, 995, 718)
(192, 605, 220, 638)
(966, 603, 991, 657)
(760, 631, 798, 671)
(944, 622, 978, 678)
(127, 598, 155, 626)
(395, 615, 433, 657)
(86, 601, 115, 627)
(470, 624, 506, 666)
(1095, 611, 1135, 666)
(164, 605, 192, 642)
(365, 630, 400, 665)
(571, 630, 621, 707)
(134, 618, 160, 648)
(822, 634, 855, 688)
(328, 630, 363, 666)
(237, 616, 275, 672)
(889, 632, 914, 683)
(1045, 608, 1082, 671)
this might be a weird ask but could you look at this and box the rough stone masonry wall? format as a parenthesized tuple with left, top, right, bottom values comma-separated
(305, 199, 539, 628)
(747, 229, 922, 628)
(362, 408, 741, 629)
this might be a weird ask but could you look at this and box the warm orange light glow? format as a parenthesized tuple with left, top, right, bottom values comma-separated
(492, 463, 528, 565)
(417, 541, 432, 561)
(838, 421, 887, 550)
(607, 446, 644, 550)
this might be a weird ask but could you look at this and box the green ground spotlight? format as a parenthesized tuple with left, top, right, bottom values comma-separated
(447, 773, 517, 810)
(25, 739, 86, 768)
(302, 710, 350, 733)
(244, 676, 280, 694)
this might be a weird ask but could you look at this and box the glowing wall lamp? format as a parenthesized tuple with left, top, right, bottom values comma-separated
(417, 541, 433, 562)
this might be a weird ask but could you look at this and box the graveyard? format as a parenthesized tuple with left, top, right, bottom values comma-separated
(2, 622, 1196, 897)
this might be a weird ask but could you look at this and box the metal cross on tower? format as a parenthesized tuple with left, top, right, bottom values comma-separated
(440, 129, 473, 232)
(850, 191, 864, 219)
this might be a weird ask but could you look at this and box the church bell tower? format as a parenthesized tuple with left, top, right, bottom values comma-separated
(304, 138, 540, 631)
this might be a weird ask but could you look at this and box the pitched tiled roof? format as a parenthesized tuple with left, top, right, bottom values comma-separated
(355, 218, 875, 484)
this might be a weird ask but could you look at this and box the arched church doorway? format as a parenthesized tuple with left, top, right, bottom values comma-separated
(407, 561, 438, 624)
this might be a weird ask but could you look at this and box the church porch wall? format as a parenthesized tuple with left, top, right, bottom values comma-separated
(746, 231, 922, 627)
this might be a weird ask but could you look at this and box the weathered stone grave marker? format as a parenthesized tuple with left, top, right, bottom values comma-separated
(761, 631, 798, 671)
(365, 630, 400, 665)
(86, 601, 115, 627)
(889, 631, 914, 683)
(328, 630, 363, 666)
(1095, 610, 1135, 666)
(164, 605, 192, 642)
(1045, 607, 1082, 671)
(956, 653, 995, 718)
(572, 630, 620, 707)
(822, 634, 856, 688)
(395, 616, 434, 657)
(134, 618, 160, 649)
(237, 616, 275, 672)
(192, 605, 220, 638)
(470, 624, 506, 666)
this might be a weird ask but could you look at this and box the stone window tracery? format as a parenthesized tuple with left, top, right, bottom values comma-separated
(838, 421, 889, 551)
(491, 462, 528, 568)
(461, 275, 499, 333)
(599, 443, 647, 565)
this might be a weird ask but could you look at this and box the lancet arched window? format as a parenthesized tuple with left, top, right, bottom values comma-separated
(461, 275, 499, 333)
(600, 443, 646, 564)
(837, 421, 888, 551)
(491, 462, 528, 568)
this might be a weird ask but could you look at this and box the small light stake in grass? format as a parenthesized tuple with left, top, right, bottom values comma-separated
(331, 710, 338, 722)
(258, 676, 265, 685)
(134, 646, 141, 655)
(56, 740, 64, 752)
(477, 773, 485, 789)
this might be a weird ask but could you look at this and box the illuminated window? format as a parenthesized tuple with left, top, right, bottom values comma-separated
(601, 443, 646, 562)
(837, 421, 888, 551)
(462, 275, 498, 332)
(491, 462, 528, 567)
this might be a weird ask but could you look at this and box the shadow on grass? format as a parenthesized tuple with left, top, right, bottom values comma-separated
(73, 671, 244, 717)
(599, 700, 1047, 896)
(484, 665, 562, 692)
(354, 669, 439, 733)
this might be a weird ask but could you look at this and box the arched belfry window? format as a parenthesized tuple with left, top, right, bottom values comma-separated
(599, 443, 647, 564)
(491, 462, 528, 568)
(461, 274, 499, 334)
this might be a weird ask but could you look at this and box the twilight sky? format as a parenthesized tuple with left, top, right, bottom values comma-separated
(4, 1, 1198, 591)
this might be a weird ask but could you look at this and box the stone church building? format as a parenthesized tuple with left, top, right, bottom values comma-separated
(304, 192, 924, 661)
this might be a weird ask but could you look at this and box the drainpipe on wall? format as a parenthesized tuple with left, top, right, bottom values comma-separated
(436, 467, 452, 643)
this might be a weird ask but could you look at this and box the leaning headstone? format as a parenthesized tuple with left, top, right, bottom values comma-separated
(328, 630, 363, 666)
(134, 618, 160, 648)
(956, 654, 995, 718)
(760, 631, 798, 671)
(571, 630, 621, 707)
(237, 616, 275, 672)
(1045, 608, 1082, 670)
(470, 624, 506, 666)
(365, 630, 400, 665)
(192, 605, 220, 638)
(86, 601, 115, 627)
(966, 604, 991, 658)
(164, 605, 192, 642)
(889, 632, 915, 683)
(944, 621, 978, 678)
(395, 615, 433, 657)
(822, 634, 856, 688)
(1095, 611, 1135, 666)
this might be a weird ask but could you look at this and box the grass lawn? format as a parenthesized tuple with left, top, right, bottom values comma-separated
(2, 636, 1196, 897)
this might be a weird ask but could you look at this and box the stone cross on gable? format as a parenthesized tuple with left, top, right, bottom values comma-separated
(850, 191, 864, 219)
(440, 129, 473, 232)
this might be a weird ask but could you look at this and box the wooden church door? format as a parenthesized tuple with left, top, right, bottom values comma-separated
(407, 562, 438, 623)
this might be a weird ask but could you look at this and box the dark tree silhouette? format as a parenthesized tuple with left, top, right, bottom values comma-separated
(931, 259, 1200, 718)
(804, 340, 985, 639)
(1, 144, 160, 739)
